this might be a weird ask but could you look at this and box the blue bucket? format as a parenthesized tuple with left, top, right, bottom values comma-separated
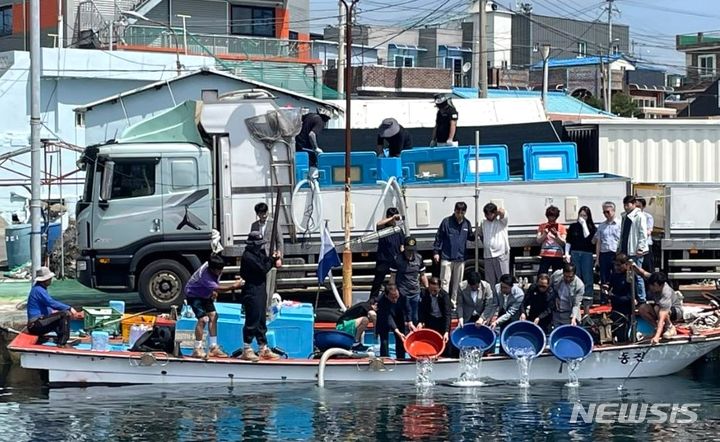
(501, 321, 546, 359)
(314, 330, 355, 352)
(549, 325, 594, 362)
(451, 324, 496, 351)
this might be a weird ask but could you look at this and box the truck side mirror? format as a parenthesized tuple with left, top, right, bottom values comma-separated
(100, 160, 115, 203)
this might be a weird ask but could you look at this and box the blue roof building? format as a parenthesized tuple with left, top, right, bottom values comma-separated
(452, 87, 613, 120)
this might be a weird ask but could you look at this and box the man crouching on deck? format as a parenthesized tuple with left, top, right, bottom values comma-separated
(633, 266, 684, 345)
(186, 254, 244, 358)
(26, 266, 80, 347)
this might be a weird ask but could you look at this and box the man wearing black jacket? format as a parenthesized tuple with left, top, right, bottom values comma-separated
(418, 277, 452, 344)
(519, 274, 553, 333)
(376, 283, 410, 359)
(239, 231, 281, 362)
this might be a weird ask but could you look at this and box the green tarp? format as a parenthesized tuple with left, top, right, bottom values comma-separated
(118, 100, 204, 145)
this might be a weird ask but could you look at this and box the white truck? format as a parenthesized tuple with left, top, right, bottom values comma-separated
(75, 90, 631, 309)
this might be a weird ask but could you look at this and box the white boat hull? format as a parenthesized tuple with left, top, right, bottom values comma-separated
(16, 336, 720, 386)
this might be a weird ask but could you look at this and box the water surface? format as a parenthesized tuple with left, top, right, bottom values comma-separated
(1, 357, 720, 441)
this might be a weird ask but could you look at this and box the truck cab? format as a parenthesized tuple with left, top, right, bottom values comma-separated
(74, 91, 298, 309)
(76, 143, 213, 308)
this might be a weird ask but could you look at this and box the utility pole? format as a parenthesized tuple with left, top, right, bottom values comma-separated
(337, 2, 346, 97)
(605, 0, 616, 112)
(541, 44, 551, 113)
(519, 2, 533, 70)
(30, 0, 42, 279)
(475, 0, 488, 98)
(57, 0, 63, 48)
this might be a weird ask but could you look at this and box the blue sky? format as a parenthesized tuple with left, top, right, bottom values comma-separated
(309, 0, 720, 74)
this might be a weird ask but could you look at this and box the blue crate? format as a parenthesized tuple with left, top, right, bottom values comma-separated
(522, 142, 579, 181)
(460, 145, 510, 183)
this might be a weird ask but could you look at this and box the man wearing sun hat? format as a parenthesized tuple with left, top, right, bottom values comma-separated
(376, 117, 413, 157)
(26, 266, 79, 347)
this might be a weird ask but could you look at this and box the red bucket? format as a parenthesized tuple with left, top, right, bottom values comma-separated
(404, 329, 446, 359)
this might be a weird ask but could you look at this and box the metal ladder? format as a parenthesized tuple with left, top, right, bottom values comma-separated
(268, 142, 297, 243)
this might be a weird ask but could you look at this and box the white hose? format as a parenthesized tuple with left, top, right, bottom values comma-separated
(370, 177, 408, 235)
(328, 270, 347, 311)
(291, 177, 323, 234)
(318, 347, 354, 387)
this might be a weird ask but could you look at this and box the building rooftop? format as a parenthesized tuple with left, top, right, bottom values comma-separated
(530, 54, 628, 70)
(453, 88, 614, 118)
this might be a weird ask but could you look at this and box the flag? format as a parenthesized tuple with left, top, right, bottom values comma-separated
(317, 222, 341, 284)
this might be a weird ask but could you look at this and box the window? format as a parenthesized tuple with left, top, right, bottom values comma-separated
(394, 55, 414, 67)
(230, 6, 275, 37)
(699, 54, 716, 78)
(577, 42, 587, 57)
(632, 97, 657, 108)
(110, 161, 156, 199)
(0, 6, 11, 37)
(327, 58, 337, 69)
(445, 57, 463, 86)
(171, 159, 197, 190)
(612, 44, 620, 55)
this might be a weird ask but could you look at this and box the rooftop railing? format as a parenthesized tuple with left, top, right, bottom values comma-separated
(122, 25, 315, 61)
(677, 32, 720, 49)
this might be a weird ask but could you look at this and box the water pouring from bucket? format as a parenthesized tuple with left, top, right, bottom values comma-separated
(549, 325, 594, 388)
(501, 321, 546, 388)
(450, 324, 496, 387)
(404, 329, 446, 387)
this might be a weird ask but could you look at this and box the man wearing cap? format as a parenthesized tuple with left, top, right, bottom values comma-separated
(376, 118, 413, 157)
(430, 94, 459, 147)
(26, 266, 80, 347)
(390, 236, 428, 326)
(296, 108, 331, 167)
(239, 231, 281, 361)
(433, 201, 476, 308)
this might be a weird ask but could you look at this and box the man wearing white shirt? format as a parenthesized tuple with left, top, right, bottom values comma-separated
(479, 203, 509, 291)
(637, 197, 655, 273)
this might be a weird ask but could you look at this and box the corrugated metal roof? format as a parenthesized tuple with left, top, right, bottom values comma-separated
(530, 54, 627, 70)
(452, 88, 613, 117)
(74, 67, 341, 113)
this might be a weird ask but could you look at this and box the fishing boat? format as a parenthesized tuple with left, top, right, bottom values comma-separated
(8, 303, 720, 387)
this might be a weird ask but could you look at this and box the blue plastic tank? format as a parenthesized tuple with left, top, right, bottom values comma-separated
(522, 142, 579, 181)
(400, 147, 463, 184)
(176, 302, 314, 358)
(5, 223, 31, 269)
(317, 152, 378, 186)
(460, 145, 510, 183)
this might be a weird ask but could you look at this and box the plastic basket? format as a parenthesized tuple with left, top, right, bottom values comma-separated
(121, 314, 156, 342)
(83, 307, 122, 334)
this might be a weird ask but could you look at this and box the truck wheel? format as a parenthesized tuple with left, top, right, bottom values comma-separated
(138, 259, 191, 310)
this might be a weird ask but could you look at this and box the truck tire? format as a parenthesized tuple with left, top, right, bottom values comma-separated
(138, 259, 191, 310)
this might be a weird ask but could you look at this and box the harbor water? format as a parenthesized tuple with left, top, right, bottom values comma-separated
(2, 356, 720, 441)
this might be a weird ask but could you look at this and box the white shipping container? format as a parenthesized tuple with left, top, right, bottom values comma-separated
(584, 119, 720, 183)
